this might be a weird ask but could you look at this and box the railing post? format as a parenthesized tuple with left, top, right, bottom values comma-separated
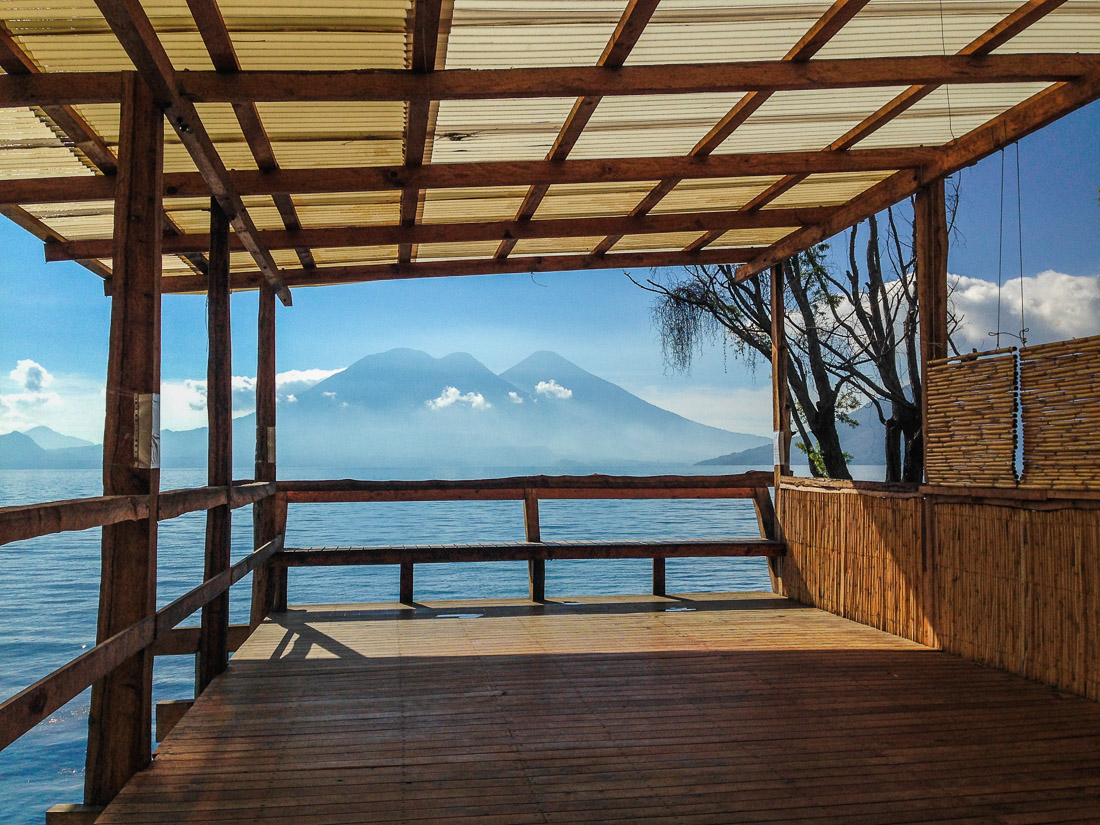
(524, 490, 544, 601)
(400, 562, 414, 604)
(250, 283, 278, 628)
(84, 72, 162, 808)
(196, 198, 232, 694)
(272, 492, 289, 611)
(652, 558, 666, 597)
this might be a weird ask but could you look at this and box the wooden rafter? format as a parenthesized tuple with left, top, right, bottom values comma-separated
(399, 0, 446, 264)
(690, 0, 1071, 256)
(160, 248, 766, 294)
(733, 67, 1100, 281)
(495, 0, 661, 260)
(0, 21, 207, 277)
(185, 0, 316, 270)
(3, 53, 1096, 107)
(91, 0, 291, 305)
(0, 147, 937, 206)
(48, 206, 829, 261)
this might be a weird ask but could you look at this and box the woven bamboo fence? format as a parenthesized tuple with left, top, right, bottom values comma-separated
(1019, 335, 1100, 491)
(925, 348, 1018, 487)
(780, 485, 927, 644)
(781, 482, 1100, 701)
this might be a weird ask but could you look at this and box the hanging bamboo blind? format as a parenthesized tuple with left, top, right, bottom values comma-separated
(924, 349, 1018, 488)
(1019, 334, 1100, 492)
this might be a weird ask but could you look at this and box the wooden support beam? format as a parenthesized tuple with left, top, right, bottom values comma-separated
(8, 53, 1096, 107)
(495, 0, 660, 260)
(48, 207, 825, 262)
(154, 699, 193, 742)
(162, 247, 763, 293)
(45, 805, 104, 825)
(196, 199, 232, 694)
(0, 147, 937, 207)
(769, 261, 791, 592)
(400, 562, 415, 604)
(524, 490, 544, 602)
(91, 0, 290, 304)
(915, 179, 949, 486)
(151, 623, 251, 656)
(734, 67, 1100, 281)
(185, 0, 315, 270)
(84, 72, 162, 808)
(250, 286, 279, 628)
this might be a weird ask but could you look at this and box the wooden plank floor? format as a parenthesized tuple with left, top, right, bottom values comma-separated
(99, 593, 1100, 824)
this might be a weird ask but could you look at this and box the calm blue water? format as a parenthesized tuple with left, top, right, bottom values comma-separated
(0, 463, 778, 824)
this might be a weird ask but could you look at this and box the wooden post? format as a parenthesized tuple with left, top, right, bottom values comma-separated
(250, 283, 278, 628)
(524, 490, 544, 601)
(769, 261, 791, 592)
(915, 178, 947, 647)
(84, 72, 163, 808)
(196, 199, 232, 694)
(915, 178, 949, 483)
(400, 562, 415, 604)
(652, 558, 666, 597)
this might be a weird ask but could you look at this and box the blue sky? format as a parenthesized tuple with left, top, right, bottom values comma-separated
(2, 101, 1098, 442)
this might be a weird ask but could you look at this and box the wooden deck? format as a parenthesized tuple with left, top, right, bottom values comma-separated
(98, 593, 1100, 824)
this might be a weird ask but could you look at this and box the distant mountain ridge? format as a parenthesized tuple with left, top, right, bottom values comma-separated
(1, 350, 769, 470)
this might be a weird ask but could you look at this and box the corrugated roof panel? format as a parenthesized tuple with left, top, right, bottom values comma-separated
(271, 140, 405, 169)
(25, 200, 114, 239)
(711, 227, 799, 248)
(535, 182, 660, 219)
(444, 0, 626, 69)
(311, 245, 400, 266)
(228, 32, 409, 71)
(716, 87, 912, 154)
(415, 240, 501, 260)
(814, 1, 1023, 59)
(854, 83, 1055, 149)
(431, 98, 576, 164)
(651, 177, 783, 214)
(291, 193, 402, 228)
(570, 93, 745, 159)
(613, 231, 706, 253)
(510, 237, 605, 256)
(0, 108, 95, 179)
(421, 186, 530, 223)
(628, 1, 837, 65)
(766, 171, 894, 209)
(996, 0, 1100, 54)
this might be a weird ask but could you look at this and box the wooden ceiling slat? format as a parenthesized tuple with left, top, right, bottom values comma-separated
(91, 0, 291, 304)
(47, 206, 823, 260)
(689, 0, 1071, 254)
(0, 147, 934, 206)
(734, 68, 1100, 281)
(592, 0, 870, 257)
(399, 0, 446, 264)
(494, 0, 661, 261)
(161, 247, 765, 294)
(3, 54, 1096, 108)
(186, 0, 316, 270)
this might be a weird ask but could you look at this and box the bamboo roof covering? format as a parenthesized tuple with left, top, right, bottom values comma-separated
(1, 0, 1099, 300)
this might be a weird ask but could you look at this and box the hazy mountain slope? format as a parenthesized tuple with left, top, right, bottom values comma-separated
(24, 425, 95, 450)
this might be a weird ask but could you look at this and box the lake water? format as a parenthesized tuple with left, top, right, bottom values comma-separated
(0, 462, 795, 823)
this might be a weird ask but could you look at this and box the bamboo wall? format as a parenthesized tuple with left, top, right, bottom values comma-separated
(780, 483, 1100, 701)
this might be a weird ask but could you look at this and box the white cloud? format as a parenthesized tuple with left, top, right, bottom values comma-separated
(508, 391, 524, 404)
(276, 368, 343, 395)
(951, 271, 1100, 350)
(535, 379, 573, 399)
(426, 386, 492, 410)
(322, 391, 337, 399)
(285, 394, 298, 403)
(11, 360, 54, 393)
(630, 384, 773, 437)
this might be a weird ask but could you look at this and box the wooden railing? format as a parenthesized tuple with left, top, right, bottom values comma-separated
(276, 472, 784, 603)
(0, 481, 279, 754)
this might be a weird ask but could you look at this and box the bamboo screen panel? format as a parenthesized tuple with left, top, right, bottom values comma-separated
(779, 486, 927, 644)
(925, 351, 1018, 487)
(1019, 335, 1100, 491)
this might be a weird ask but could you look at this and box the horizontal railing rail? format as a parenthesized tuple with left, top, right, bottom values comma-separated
(0, 533, 283, 752)
(0, 481, 275, 547)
